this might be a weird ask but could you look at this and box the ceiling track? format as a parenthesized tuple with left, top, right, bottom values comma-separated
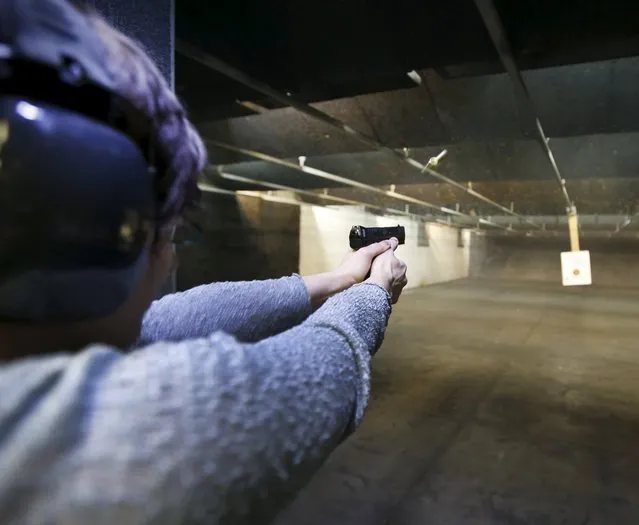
(215, 171, 429, 222)
(205, 138, 511, 231)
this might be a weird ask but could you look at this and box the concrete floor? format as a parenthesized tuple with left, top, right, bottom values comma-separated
(274, 279, 639, 525)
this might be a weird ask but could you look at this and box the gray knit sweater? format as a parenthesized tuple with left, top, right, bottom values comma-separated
(0, 276, 391, 525)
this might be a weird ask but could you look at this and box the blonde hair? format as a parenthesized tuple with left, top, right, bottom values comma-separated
(87, 10, 207, 224)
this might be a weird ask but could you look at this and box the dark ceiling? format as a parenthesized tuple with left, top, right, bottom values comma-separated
(176, 0, 639, 215)
(176, 0, 639, 122)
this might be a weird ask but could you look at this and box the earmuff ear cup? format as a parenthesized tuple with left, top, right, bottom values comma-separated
(0, 96, 156, 321)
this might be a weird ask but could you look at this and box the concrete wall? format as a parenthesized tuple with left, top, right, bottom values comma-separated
(176, 198, 489, 291)
(176, 193, 300, 290)
(300, 205, 486, 288)
(478, 237, 639, 288)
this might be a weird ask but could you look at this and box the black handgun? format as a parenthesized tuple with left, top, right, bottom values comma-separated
(349, 225, 406, 250)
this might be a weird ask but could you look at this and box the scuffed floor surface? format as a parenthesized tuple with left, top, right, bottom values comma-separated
(274, 279, 639, 525)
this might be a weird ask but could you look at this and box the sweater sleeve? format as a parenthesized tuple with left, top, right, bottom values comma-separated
(138, 275, 313, 345)
(0, 283, 391, 525)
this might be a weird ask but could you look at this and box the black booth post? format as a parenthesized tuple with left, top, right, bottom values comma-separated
(85, 0, 177, 296)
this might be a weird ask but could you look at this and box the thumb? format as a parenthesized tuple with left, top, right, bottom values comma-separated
(388, 237, 400, 251)
(364, 240, 392, 258)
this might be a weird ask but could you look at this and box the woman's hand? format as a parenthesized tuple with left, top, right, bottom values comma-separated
(303, 240, 394, 306)
(366, 238, 408, 304)
(334, 240, 395, 288)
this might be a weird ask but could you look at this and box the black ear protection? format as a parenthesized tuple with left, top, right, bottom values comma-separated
(0, 56, 165, 321)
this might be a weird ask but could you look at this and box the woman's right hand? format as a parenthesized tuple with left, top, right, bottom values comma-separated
(366, 237, 408, 304)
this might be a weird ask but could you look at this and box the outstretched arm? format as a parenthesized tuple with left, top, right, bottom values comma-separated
(139, 240, 394, 344)
(0, 283, 391, 525)
(139, 275, 315, 345)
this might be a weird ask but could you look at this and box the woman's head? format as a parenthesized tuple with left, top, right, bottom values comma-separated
(0, 1, 207, 353)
